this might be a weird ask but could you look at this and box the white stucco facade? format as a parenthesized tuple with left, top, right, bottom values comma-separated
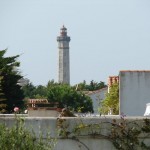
(87, 87, 108, 113)
(119, 71, 150, 116)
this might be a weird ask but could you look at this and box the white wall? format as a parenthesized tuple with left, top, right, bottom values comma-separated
(119, 71, 150, 116)
(0, 116, 149, 150)
(88, 88, 108, 113)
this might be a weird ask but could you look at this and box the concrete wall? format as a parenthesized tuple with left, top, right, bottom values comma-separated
(28, 109, 60, 117)
(0, 116, 115, 150)
(119, 71, 150, 116)
(0, 116, 149, 150)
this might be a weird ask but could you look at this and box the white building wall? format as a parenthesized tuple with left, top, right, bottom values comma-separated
(88, 88, 108, 113)
(119, 71, 150, 116)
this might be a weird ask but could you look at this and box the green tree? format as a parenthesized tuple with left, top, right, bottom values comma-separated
(22, 83, 47, 99)
(100, 83, 119, 115)
(0, 76, 7, 113)
(22, 83, 36, 99)
(34, 85, 47, 98)
(0, 117, 56, 150)
(47, 82, 93, 113)
(75, 80, 107, 91)
(24, 80, 111, 113)
(0, 49, 24, 113)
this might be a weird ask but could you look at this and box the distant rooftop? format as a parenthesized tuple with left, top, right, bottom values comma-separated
(120, 70, 150, 72)
(84, 87, 108, 96)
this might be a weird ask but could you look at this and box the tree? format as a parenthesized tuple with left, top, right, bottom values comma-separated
(47, 82, 93, 113)
(0, 49, 24, 113)
(23, 80, 94, 113)
(0, 76, 7, 113)
(74, 80, 107, 91)
(22, 83, 47, 99)
(22, 83, 36, 99)
(100, 83, 119, 115)
(23, 80, 109, 113)
(34, 85, 47, 98)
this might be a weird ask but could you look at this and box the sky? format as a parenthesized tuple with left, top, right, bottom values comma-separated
(0, 0, 150, 86)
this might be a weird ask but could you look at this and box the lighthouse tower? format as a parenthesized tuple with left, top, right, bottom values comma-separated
(57, 25, 71, 84)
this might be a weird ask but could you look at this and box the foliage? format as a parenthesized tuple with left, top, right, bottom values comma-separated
(47, 81, 93, 113)
(0, 76, 7, 113)
(22, 80, 94, 113)
(22, 83, 47, 99)
(22, 83, 36, 99)
(110, 117, 150, 150)
(22, 80, 107, 113)
(74, 80, 107, 91)
(57, 116, 150, 150)
(0, 116, 56, 150)
(100, 83, 119, 115)
(0, 49, 24, 113)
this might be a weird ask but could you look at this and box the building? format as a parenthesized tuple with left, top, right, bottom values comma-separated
(57, 25, 71, 84)
(85, 76, 118, 114)
(85, 87, 108, 114)
(87, 70, 150, 116)
(119, 70, 150, 116)
(108, 76, 119, 93)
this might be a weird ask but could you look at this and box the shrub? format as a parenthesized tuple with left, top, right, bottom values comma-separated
(0, 117, 56, 150)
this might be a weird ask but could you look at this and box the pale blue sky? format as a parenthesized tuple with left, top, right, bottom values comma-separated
(0, 0, 150, 85)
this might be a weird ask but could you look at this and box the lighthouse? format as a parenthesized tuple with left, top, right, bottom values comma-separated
(57, 25, 71, 84)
